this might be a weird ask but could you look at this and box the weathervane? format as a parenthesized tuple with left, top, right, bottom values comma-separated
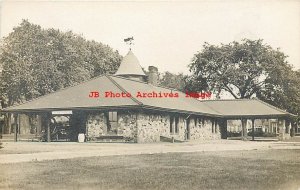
(124, 37, 134, 50)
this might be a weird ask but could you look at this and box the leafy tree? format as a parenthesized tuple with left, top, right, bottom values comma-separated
(159, 71, 187, 91)
(0, 20, 121, 106)
(257, 68, 300, 114)
(188, 39, 291, 98)
(188, 39, 300, 116)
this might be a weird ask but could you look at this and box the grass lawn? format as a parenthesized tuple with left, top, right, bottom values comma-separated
(0, 149, 299, 190)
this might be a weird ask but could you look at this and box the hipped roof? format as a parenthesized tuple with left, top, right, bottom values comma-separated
(2, 75, 219, 116)
(200, 99, 294, 118)
(2, 75, 294, 118)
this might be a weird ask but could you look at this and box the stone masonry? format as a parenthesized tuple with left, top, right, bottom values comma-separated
(136, 113, 221, 143)
(85, 111, 222, 143)
(189, 117, 221, 141)
(86, 112, 107, 140)
(137, 113, 168, 143)
(118, 113, 138, 142)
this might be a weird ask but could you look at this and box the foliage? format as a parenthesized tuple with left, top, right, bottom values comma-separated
(159, 71, 187, 91)
(188, 39, 300, 115)
(257, 68, 300, 116)
(0, 20, 122, 106)
(188, 39, 287, 98)
(227, 131, 242, 137)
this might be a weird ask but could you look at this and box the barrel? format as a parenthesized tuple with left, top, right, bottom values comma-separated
(78, 133, 85, 143)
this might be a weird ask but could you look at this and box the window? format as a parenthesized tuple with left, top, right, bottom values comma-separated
(109, 112, 117, 122)
(211, 119, 218, 133)
(107, 111, 118, 135)
(195, 117, 202, 128)
(170, 116, 174, 133)
(170, 116, 179, 134)
(175, 117, 179, 133)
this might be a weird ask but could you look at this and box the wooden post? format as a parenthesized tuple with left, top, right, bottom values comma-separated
(14, 114, 18, 142)
(252, 119, 255, 141)
(224, 119, 227, 139)
(221, 119, 228, 139)
(8, 113, 11, 134)
(46, 113, 51, 142)
(241, 118, 247, 141)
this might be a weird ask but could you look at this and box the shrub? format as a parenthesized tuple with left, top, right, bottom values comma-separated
(227, 131, 242, 137)
(248, 131, 276, 137)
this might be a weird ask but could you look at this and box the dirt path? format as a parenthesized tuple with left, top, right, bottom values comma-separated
(1, 140, 299, 164)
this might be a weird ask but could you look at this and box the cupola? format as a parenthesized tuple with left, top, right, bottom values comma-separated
(114, 50, 147, 82)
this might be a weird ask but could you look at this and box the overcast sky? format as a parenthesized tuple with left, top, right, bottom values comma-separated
(1, 0, 300, 74)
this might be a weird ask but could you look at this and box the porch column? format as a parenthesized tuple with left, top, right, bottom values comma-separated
(0, 115, 2, 139)
(287, 121, 291, 135)
(14, 114, 19, 142)
(46, 113, 51, 142)
(241, 118, 248, 141)
(251, 119, 255, 141)
(8, 113, 11, 134)
(220, 119, 228, 139)
(278, 118, 286, 141)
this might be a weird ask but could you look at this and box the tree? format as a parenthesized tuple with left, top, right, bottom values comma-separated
(159, 72, 187, 91)
(257, 68, 300, 115)
(188, 39, 300, 116)
(188, 39, 292, 99)
(0, 20, 122, 106)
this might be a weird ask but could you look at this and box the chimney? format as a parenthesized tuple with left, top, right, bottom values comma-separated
(148, 66, 159, 85)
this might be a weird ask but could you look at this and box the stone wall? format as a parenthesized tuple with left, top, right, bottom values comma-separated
(189, 117, 221, 140)
(136, 113, 221, 143)
(86, 111, 222, 143)
(160, 115, 186, 141)
(137, 113, 169, 143)
(118, 113, 138, 142)
(136, 113, 188, 143)
(86, 112, 107, 140)
(171, 117, 186, 141)
(86, 112, 139, 142)
(278, 119, 291, 140)
(19, 114, 31, 134)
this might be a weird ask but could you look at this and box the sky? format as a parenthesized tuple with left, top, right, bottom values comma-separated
(0, 0, 300, 74)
